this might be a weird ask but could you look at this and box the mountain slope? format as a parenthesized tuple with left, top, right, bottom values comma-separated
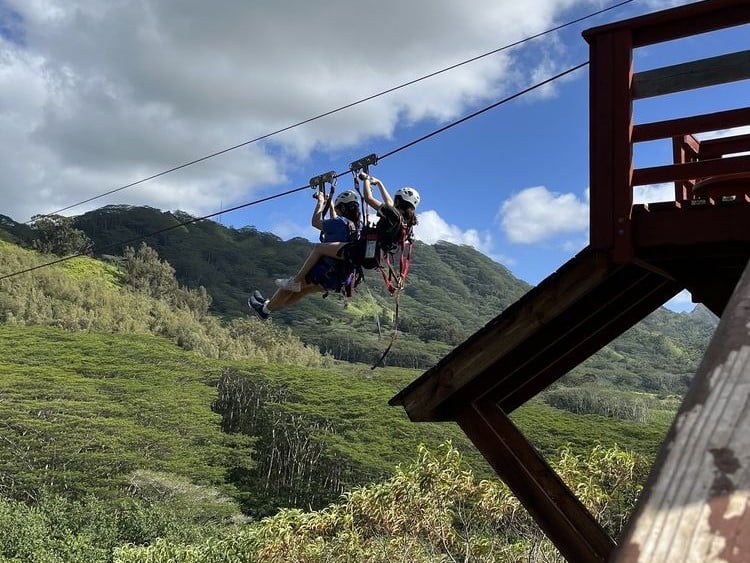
(0, 221, 707, 518)
(69, 205, 532, 366)
(1, 206, 717, 387)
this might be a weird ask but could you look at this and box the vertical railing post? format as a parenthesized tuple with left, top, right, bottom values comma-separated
(671, 134, 700, 200)
(587, 29, 634, 262)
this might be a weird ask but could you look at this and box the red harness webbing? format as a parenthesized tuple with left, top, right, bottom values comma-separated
(376, 224, 412, 294)
(371, 225, 413, 369)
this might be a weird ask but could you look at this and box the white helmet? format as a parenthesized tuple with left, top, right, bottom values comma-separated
(395, 187, 420, 208)
(334, 190, 359, 207)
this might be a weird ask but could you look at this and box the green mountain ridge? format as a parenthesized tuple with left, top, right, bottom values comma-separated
(3, 205, 717, 392)
(0, 208, 716, 560)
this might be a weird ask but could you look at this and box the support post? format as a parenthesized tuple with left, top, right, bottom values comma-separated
(614, 259, 750, 561)
(455, 399, 616, 562)
(587, 28, 634, 262)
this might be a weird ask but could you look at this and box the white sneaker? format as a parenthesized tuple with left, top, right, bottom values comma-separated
(275, 277, 301, 292)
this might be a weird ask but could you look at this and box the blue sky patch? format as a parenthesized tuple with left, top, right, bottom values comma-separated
(0, 1, 24, 45)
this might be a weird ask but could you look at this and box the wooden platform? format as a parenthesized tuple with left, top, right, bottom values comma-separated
(390, 1, 750, 560)
(391, 194, 750, 421)
(632, 196, 750, 316)
(389, 201, 750, 563)
(389, 246, 681, 420)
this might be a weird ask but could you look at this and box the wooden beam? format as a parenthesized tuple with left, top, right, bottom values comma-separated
(688, 277, 738, 317)
(389, 248, 615, 420)
(588, 29, 633, 254)
(632, 204, 750, 248)
(613, 258, 750, 562)
(456, 399, 616, 563)
(588, 31, 618, 250)
(672, 135, 700, 200)
(632, 50, 750, 99)
(390, 250, 682, 421)
(631, 0, 750, 48)
(633, 108, 750, 143)
(611, 29, 635, 264)
(700, 134, 750, 159)
(633, 154, 750, 186)
(483, 271, 680, 413)
(583, 0, 750, 49)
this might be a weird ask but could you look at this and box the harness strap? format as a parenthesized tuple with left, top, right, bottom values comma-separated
(310, 171, 337, 242)
(352, 173, 365, 227)
(371, 224, 413, 369)
(321, 185, 335, 219)
(372, 288, 401, 369)
(375, 223, 412, 294)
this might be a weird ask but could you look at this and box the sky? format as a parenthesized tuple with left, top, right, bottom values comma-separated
(1, 0, 749, 312)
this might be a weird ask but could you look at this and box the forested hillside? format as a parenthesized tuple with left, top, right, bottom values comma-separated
(2, 205, 717, 389)
(0, 218, 717, 561)
(67, 205, 531, 367)
(66, 205, 716, 388)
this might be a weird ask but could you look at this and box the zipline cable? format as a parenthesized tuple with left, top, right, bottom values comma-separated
(1, 184, 314, 280)
(35, 0, 634, 220)
(0, 61, 588, 282)
(379, 62, 588, 161)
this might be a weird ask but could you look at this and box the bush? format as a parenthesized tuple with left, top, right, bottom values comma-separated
(0, 493, 229, 563)
(30, 214, 93, 257)
(0, 240, 331, 368)
(115, 442, 648, 563)
(544, 387, 650, 422)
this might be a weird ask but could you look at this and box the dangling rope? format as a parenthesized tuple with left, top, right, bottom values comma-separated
(371, 226, 413, 370)
(346, 154, 416, 369)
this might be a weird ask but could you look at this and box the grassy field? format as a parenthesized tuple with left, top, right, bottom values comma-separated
(0, 324, 674, 512)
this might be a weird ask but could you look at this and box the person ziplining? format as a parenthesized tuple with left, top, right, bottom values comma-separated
(248, 163, 420, 321)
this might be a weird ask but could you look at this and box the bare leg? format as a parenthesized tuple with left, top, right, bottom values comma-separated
(267, 283, 323, 312)
(291, 242, 348, 284)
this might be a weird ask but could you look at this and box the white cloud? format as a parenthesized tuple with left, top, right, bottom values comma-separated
(269, 219, 317, 242)
(634, 182, 674, 204)
(414, 209, 493, 254)
(497, 185, 588, 244)
(0, 0, 594, 222)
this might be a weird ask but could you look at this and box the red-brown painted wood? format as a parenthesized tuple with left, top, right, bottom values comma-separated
(588, 31, 617, 250)
(457, 400, 616, 563)
(583, 0, 750, 48)
(392, 2, 750, 561)
(632, 108, 750, 143)
(633, 155, 750, 186)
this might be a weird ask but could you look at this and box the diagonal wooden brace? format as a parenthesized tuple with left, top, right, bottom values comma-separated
(456, 398, 617, 563)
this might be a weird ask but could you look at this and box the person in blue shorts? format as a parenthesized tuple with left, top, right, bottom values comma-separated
(249, 189, 363, 319)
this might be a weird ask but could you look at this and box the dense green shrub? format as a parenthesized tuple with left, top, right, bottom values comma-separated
(0, 493, 230, 563)
(30, 214, 93, 257)
(115, 442, 647, 563)
(0, 240, 330, 368)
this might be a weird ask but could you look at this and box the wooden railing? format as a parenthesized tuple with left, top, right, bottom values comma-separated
(583, 0, 750, 261)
